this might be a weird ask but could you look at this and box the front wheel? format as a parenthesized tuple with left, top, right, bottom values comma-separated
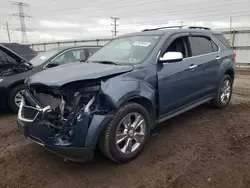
(99, 102, 151, 163)
(210, 74, 233, 108)
(8, 85, 25, 112)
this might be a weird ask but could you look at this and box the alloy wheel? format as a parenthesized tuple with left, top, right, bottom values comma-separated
(14, 89, 25, 107)
(220, 79, 231, 104)
(116, 112, 146, 155)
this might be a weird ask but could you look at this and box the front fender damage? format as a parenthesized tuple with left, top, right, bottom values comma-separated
(99, 78, 156, 111)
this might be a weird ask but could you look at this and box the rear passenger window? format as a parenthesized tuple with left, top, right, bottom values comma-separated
(192, 36, 214, 56)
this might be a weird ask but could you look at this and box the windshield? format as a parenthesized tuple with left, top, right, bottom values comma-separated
(88, 35, 160, 64)
(30, 48, 61, 66)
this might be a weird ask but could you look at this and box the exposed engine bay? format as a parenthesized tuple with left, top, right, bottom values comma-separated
(19, 80, 108, 135)
(0, 61, 32, 77)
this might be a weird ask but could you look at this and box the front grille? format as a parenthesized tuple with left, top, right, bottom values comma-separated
(21, 106, 39, 120)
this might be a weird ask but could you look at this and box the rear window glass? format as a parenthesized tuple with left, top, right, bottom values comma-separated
(213, 34, 231, 48)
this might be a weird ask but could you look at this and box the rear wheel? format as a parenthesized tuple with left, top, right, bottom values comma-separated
(8, 85, 25, 112)
(210, 74, 233, 108)
(99, 102, 151, 163)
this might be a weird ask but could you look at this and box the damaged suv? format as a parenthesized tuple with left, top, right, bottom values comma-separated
(17, 26, 235, 163)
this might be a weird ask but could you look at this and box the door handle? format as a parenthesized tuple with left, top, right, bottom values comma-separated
(189, 64, 197, 69)
(216, 56, 221, 60)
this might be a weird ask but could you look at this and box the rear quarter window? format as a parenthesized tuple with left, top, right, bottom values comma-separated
(213, 34, 231, 49)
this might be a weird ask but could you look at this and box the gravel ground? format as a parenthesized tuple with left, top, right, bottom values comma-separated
(1, 68, 250, 188)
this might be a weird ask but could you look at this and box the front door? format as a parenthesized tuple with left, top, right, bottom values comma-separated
(157, 34, 200, 117)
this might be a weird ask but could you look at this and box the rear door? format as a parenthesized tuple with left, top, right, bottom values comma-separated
(190, 34, 220, 97)
(157, 33, 201, 117)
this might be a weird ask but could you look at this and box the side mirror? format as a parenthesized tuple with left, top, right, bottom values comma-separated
(159, 52, 183, 63)
(46, 62, 59, 68)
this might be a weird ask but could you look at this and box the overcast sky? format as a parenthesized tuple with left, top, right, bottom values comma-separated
(0, 0, 250, 44)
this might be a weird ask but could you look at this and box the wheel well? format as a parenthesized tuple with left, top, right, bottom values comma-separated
(225, 69, 235, 80)
(7, 81, 24, 97)
(128, 97, 156, 128)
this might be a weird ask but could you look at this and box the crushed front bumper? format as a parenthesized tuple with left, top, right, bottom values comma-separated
(17, 96, 112, 162)
(17, 118, 94, 162)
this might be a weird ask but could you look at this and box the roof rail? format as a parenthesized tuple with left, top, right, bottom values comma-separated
(142, 25, 211, 32)
(182, 26, 211, 30)
(142, 26, 183, 32)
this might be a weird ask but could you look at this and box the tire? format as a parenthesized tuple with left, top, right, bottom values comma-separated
(210, 74, 233, 108)
(99, 102, 151, 163)
(8, 85, 25, 112)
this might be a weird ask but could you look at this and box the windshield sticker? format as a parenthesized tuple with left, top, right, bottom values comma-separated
(39, 56, 47, 60)
(129, 58, 140, 63)
(133, 41, 151, 47)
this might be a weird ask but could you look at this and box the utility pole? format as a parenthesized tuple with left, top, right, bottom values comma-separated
(111, 17, 119, 37)
(10, 1, 32, 44)
(229, 17, 233, 46)
(6, 21, 11, 43)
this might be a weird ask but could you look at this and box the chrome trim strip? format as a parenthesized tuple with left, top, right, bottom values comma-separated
(157, 34, 221, 62)
(18, 97, 51, 123)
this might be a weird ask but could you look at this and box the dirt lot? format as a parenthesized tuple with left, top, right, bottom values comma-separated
(1, 68, 250, 188)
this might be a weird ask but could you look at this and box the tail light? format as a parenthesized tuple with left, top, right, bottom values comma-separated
(233, 51, 236, 61)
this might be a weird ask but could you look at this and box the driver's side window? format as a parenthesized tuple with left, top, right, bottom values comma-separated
(164, 37, 191, 58)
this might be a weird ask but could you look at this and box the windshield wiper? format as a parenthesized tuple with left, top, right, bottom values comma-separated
(95, 61, 119, 65)
(80, 58, 88, 62)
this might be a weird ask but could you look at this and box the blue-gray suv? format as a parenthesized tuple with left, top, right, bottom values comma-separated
(17, 26, 235, 163)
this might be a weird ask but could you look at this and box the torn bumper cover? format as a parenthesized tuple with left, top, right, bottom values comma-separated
(17, 89, 112, 162)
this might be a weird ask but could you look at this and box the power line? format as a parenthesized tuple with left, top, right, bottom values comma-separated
(29, 12, 250, 34)
(10, 1, 32, 44)
(31, 9, 250, 31)
(33, 0, 241, 19)
(111, 17, 119, 37)
(31, 0, 250, 27)
(33, 0, 166, 16)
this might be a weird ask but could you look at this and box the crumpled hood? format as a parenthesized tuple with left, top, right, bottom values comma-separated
(28, 62, 134, 87)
